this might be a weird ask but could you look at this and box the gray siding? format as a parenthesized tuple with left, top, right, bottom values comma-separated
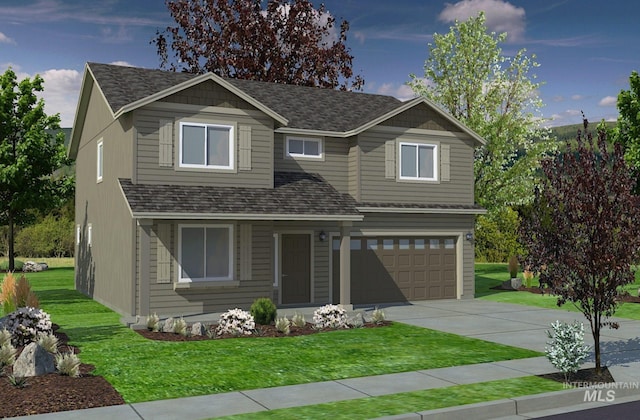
(160, 80, 259, 111)
(134, 97, 274, 188)
(380, 102, 459, 131)
(273, 134, 349, 194)
(75, 85, 134, 315)
(347, 138, 360, 201)
(358, 129, 475, 205)
(145, 221, 275, 316)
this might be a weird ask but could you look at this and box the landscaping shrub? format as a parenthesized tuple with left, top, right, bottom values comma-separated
(14, 214, 74, 258)
(371, 307, 386, 324)
(55, 351, 81, 377)
(216, 308, 255, 336)
(508, 256, 519, 278)
(313, 304, 348, 329)
(475, 207, 523, 262)
(14, 274, 39, 308)
(174, 317, 188, 336)
(275, 317, 291, 334)
(146, 313, 160, 331)
(545, 320, 590, 382)
(0, 272, 17, 315)
(37, 333, 60, 353)
(291, 312, 306, 327)
(250, 297, 277, 325)
(0, 260, 23, 272)
(3, 307, 53, 347)
(0, 342, 17, 369)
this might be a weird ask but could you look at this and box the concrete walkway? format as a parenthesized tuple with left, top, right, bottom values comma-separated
(15, 300, 640, 419)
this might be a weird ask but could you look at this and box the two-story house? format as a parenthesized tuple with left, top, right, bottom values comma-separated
(69, 62, 486, 321)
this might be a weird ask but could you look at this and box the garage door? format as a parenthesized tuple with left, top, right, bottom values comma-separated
(332, 237, 456, 304)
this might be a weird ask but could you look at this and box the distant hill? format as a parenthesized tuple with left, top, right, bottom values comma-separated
(549, 122, 617, 143)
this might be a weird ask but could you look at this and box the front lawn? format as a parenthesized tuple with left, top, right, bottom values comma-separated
(476, 263, 640, 320)
(25, 268, 541, 403)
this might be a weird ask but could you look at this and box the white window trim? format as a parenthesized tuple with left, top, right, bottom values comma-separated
(178, 122, 235, 170)
(87, 224, 92, 247)
(398, 141, 438, 181)
(76, 224, 81, 245)
(177, 224, 234, 282)
(285, 136, 323, 159)
(96, 140, 103, 182)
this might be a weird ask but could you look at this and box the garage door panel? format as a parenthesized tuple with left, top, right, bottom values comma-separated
(334, 236, 457, 304)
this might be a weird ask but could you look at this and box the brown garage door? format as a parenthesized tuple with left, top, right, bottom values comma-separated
(332, 237, 456, 304)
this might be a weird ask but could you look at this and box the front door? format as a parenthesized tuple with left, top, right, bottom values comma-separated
(281, 234, 311, 304)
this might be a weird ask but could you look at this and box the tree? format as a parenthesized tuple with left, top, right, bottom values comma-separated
(613, 71, 640, 190)
(520, 118, 640, 372)
(408, 12, 553, 210)
(0, 68, 72, 271)
(152, 0, 364, 90)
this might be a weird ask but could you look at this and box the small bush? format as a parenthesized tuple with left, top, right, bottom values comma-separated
(4, 307, 53, 346)
(250, 297, 277, 325)
(523, 269, 534, 288)
(216, 308, 255, 336)
(7, 374, 28, 388)
(508, 256, 519, 278)
(55, 351, 81, 377)
(37, 333, 59, 353)
(146, 313, 160, 331)
(0, 329, 10, 347)
(371, 307, 386, 324)
(0, 260, 24, 272)
(275, 317, 291, 334)
(1, 272, 17, 315)
(14, 274, 39, 309)
(174, 317, 187, 336)
(0, 343, 17, 368)
(291, 312, 306, 328)
(313, 304, 348, 329)
(545, 320, 590, 382)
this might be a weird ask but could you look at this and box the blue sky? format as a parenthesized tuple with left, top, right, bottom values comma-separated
(0, 0, 638, 128)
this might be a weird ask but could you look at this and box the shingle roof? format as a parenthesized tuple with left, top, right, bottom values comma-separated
(119, 172, 362, 220)
(87, 62, 402, 133)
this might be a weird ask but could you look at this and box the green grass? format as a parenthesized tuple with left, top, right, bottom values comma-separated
(23, 268, 542, 404)
(476, 263, 640, 320)
(219, 376, 565, 419)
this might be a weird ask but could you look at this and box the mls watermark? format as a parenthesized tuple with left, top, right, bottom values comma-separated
(562, 381, 640, 402)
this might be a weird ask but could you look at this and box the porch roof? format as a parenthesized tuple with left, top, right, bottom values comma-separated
(119, 172, 363, 221)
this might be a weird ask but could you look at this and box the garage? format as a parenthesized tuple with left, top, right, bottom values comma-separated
(332, 237, 457, 304)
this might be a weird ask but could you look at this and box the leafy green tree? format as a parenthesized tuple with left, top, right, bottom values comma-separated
(520, 120, 640, 372)
(153, 0, 364, 90)
(0, 68, 72, 270)
(408, 12, 553, 210)
(613, 71, 640, 189)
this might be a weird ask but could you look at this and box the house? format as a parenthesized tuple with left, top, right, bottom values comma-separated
(69, 62, 486, 321)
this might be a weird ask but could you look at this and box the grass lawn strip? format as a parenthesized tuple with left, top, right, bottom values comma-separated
(217, 376, 565, 419)
(476, 263, 640, 320)
(26, 268, 541, 404)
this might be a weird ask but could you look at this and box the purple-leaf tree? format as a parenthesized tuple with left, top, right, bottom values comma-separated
(520, 117, 640, 372)
(152, 0, 364, 91)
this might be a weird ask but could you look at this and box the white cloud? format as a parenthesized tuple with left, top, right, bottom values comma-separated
(552, 95, 564, 102)
(439, 0, 526, 42)
(376, 83, 417, 101)
(38, 69, 82, 127)
(571, 94, 586, 101)
(100, 25, 133, 44)
(0, 31, 15, 44)
(110, 61, 134, 67)
(598, 96, 617, 107)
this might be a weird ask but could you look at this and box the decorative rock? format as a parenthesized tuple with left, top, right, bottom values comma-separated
(190, 322, 205, 336)
(162, 317, 175, 333)
(13, 343, 55, 377)
(511, 278, 522, 289)
(22, 261, 46, 272)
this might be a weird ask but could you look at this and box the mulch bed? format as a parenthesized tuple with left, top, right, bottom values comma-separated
(538, 366, 616, 386)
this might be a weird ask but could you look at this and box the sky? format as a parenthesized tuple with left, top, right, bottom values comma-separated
(0, 0, 638, 128)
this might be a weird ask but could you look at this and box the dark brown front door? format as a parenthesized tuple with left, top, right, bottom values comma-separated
(281, 234, 311, 304)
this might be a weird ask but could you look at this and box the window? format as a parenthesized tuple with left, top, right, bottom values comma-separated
(399, 142, 437, 181)
(87, 224, 93, 247)
(179, 122, 234, 169)
(286, 136, 323, 159)
(96, 140, 103, 182)
(76, 225, 81, 245)
(179, 225, 233, 282)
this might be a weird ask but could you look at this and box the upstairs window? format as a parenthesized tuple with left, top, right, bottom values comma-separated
(180, 122, 234, 169)
(399, 142, 437, 181)
(286, 136, 323, 159)
(96, 140, 103, 182)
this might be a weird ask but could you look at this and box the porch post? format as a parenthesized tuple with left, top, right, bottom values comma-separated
(339, 221, 352, 308)
(138, 219, 152, 317)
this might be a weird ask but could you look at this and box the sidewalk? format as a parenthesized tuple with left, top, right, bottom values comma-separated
(14, 300, 640, 419)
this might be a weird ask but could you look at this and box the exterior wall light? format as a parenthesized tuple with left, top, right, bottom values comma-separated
(319, 230, 327, 242)
(465, 232, 473, 241)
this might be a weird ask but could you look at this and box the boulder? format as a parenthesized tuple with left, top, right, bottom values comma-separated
(190, 322, 205, 336)
(13, 343, 55, 377)
(22, 261, 44, 272)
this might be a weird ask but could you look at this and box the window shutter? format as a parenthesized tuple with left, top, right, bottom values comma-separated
(159, 119, 173, 167)
(441, 144, 450, 182)
(239, 125, 252, 170)
(385, 140, 395, 179)
(156, 223, 171, 284)
(240, 224, 252, 280)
